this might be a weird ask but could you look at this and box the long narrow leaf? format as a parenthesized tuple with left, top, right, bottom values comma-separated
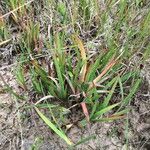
(93, 103, 120, 119)
(123, 79, 141, 106)
(100, 77, 119, 109)
(73, 135, 96, 147)
(34, 107, 73, 146)
(73, 35, 87, 82)
(89, 59, 116, 89)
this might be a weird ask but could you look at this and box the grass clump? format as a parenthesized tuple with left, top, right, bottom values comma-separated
(0, 0, 150, 148)
(16, 32, 141, 146)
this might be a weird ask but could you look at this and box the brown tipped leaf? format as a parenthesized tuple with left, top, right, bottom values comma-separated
(89, 59, 116, 89)
(73, 35, 87, 83)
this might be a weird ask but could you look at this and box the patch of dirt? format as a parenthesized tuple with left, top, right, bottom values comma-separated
(0, 60, 150, 150)
(0, 69, 21, 150)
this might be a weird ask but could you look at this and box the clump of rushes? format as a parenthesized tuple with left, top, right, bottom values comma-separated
(6, 0, 27, 25)
(20, 32, 141, 146)
(20, 21, 40, 54)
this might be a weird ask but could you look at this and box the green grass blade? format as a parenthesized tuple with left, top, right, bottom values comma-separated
(34, 107, 73, 146)
(100, 77, 119, 109)
(73, 135, 96, 148)
(114, 109, 129, 116)
(16, 66, 26, 89)
(122, 79, 141, 106)
(93, 103, 120, 119)
(53, 56, 66, 98)
(85, 57, 101, 82)
(118, 76, 124, 101)
(90, 100, 99, 119)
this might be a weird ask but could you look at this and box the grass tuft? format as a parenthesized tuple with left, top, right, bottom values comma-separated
(0, 0, 149, 147)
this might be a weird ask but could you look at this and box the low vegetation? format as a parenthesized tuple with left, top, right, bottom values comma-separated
(0, 0, 150, 148)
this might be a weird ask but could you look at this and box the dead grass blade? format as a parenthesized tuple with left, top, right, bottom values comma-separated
(35, 95, 54, 105)
(81, 102, 90, 122)
(73, 35, 87, 83)
(0, 0, 35, 19)
(73, 35, 86, 60)
(0, 39, 11, 46)
(89, 59, 116, 89)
